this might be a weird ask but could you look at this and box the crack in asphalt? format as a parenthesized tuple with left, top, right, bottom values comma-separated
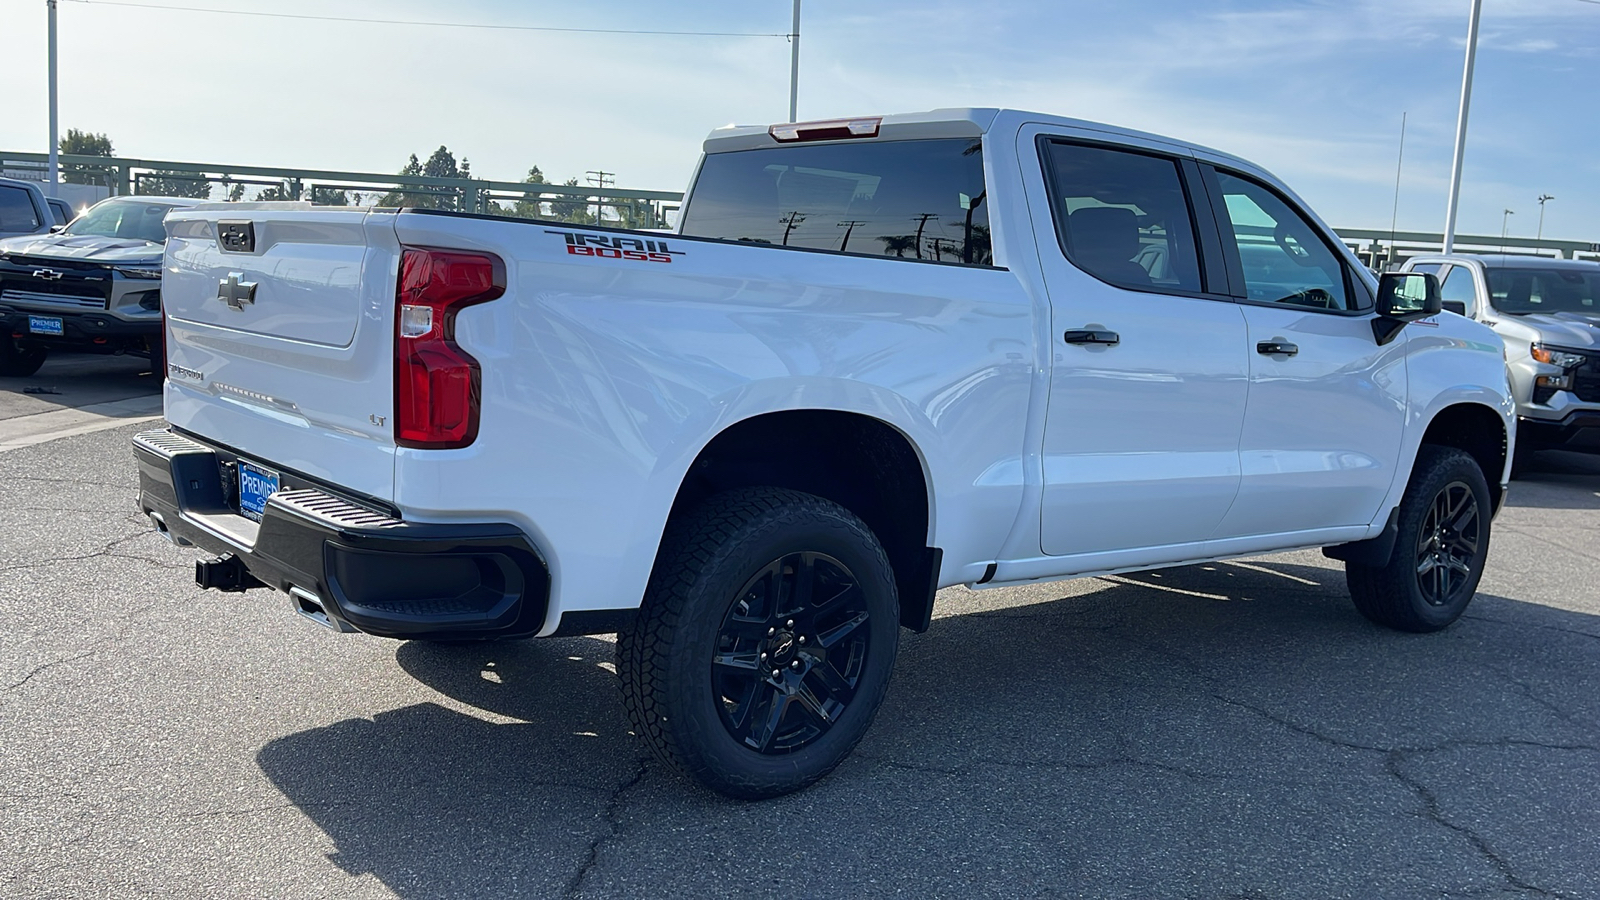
(1477, 663, 1594, 731)
(565, 757, 648, 899)
(1218, 694, 1598, 898)
(3, 600, 161, 695)
(1386, 752, 1563, 899)
(1462, 614, 1600, 645)
(0, 529, 189, 578)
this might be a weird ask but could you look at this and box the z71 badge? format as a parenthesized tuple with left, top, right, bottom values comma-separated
(546, 230, 684, 263)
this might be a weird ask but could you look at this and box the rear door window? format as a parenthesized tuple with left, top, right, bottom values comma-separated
(0, 186, 41, 232)
(680, 138, 992, 266)
(1041, 142, 1204, 294)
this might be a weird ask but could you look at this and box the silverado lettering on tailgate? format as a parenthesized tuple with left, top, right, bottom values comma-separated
(545, 229, 685, 263)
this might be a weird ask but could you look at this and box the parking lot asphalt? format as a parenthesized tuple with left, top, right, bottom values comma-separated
(3, 368, 1599, 899)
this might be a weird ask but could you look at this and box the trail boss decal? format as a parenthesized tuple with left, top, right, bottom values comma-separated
(546, 230, 684, 263)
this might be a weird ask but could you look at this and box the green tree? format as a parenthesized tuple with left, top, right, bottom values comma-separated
(550, 176, 591, 223)
(59, 129, 114, 186)
(253, 183, 296, 202)
(311, 187, 350, 206)
(137, 171, 212, 199)
(378, 148, 465, 209)
(507, 165, 548, 219)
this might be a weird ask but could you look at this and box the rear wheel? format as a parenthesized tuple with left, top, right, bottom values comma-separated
(1346, 446, 1491, 632)
(617, 487, 900, 799)
(0, 339, 46, 378)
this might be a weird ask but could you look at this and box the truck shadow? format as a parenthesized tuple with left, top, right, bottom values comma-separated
(256, 558, 1600, 898)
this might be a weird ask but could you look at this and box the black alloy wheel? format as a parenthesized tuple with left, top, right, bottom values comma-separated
(618, 487, 900, 799)
(1346, 445, 1491, 633)
(712, 551, 871, 755)
(1414, 481, 1480, 609)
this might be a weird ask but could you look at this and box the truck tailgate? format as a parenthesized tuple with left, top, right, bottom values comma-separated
(160, 206, 399, 501)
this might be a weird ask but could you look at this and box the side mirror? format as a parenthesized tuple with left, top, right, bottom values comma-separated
(1373, 271, 1442, 345)
(1442, 300, 1467, 316)
(49, 224, 66, 234)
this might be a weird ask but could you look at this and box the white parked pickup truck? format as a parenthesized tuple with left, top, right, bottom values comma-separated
(134, 109, 1515, 798)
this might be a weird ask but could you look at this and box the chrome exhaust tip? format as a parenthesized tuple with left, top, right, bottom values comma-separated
(289, 586, 356, 633)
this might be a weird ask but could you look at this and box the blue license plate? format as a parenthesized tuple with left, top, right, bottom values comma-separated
(237, 460, 280, 522)
(28, 315, 63, 336)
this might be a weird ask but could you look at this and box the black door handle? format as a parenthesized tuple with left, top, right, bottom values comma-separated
(1257, 341, 1299, 356)
(1064, 329, 1120, 346)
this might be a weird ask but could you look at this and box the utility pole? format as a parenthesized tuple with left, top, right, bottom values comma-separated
(788, 0, 801, 122)
(585, 169, 614, 225)
(1442, 0, 1483, 254)
(779, 211, 805, 245)
(1499, 208, 1514, 254)
(1536, 194, 1555, 244)
(836, 220, 866, 252)
(47, 0, 59, 197)
(911, 213, 938, 260)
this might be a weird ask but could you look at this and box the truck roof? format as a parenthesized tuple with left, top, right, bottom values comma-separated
(1411, 253, 1600, 270)
(701, 107, 1257, 170)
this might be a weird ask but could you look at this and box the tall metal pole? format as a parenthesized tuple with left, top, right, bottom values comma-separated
(47, 0, 59, 197)
(788, 0, 801, 122)
(1536, 194, 1554, 243)
(1441, 0, 1483, 254)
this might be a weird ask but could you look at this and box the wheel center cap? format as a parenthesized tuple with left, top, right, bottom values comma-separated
(768, 630, 798, 664)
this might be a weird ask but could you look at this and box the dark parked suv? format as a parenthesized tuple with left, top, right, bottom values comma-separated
(0, 195, 203, 377)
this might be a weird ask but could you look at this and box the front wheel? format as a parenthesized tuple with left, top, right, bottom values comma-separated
(1346, 446, 1491, 632)
(617, 488, 900, 799)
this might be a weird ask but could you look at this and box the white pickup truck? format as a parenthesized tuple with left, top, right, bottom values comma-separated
(134, 108, 1514, 798)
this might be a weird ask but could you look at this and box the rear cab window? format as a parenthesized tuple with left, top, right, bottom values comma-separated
(679, 138, 993, 266)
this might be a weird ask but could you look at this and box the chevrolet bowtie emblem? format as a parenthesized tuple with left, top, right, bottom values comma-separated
(31, 268, 64, 281)
(217, 272, 257, 310)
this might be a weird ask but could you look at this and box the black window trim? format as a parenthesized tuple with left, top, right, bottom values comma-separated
(1035, 135, 1235, 305)
(1199, 162, 1371, 318)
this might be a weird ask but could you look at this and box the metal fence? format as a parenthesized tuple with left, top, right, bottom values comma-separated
(1336, 228, 1600, 269)
(5, 150, 1598, 262)
(0, 151, 684, 229)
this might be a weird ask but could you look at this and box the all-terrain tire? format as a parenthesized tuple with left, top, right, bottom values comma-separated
(1346, 446, 1491, 633)
(616, 487, 900, 799)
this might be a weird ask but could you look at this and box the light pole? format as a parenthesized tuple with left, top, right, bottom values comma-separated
(47, 0, 59, 197)
(1536, 194, 1554, 244)
(788, 0, 801, 122)
(1442, 0, 1483, 254)
(1499, 208, 1514, 254)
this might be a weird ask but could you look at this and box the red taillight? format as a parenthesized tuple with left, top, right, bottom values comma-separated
(394, 246, 504, 449)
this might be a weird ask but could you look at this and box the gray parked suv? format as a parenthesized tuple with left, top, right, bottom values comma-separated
(1401, 254, 1600, 469)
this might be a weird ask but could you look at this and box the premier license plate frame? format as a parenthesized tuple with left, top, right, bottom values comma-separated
(27, 315, 64, 336)
(237, 459, 281, 522)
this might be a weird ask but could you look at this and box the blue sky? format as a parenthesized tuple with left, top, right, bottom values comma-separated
(1, 0, 1595, 239)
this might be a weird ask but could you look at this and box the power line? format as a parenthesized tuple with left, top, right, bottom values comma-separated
(61, 0, 792, 37)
